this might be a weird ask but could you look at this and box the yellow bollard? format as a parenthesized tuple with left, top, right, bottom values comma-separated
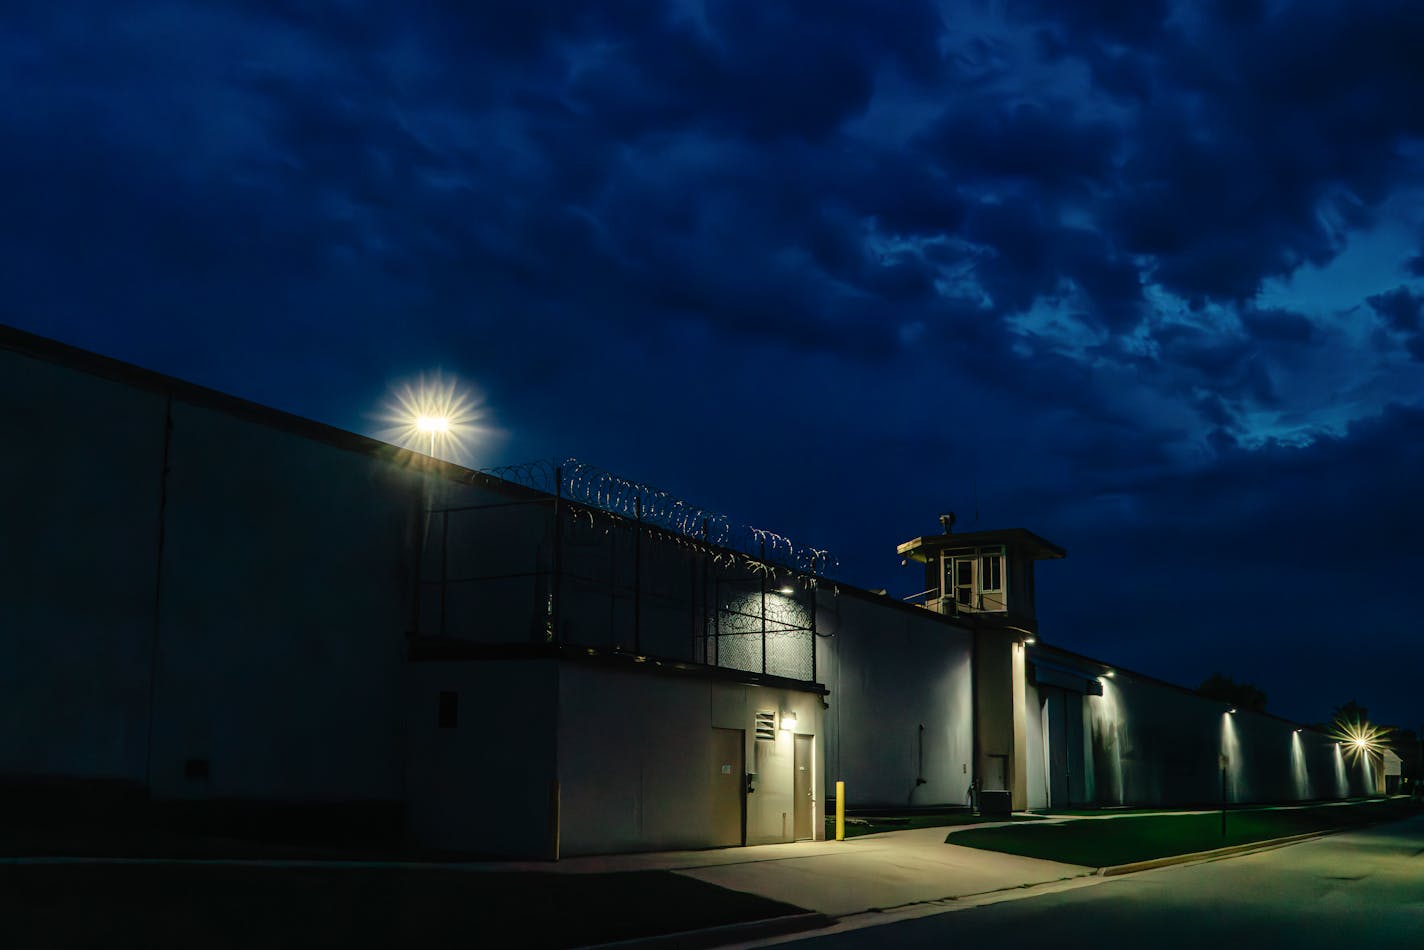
(835, 780, 845, 841)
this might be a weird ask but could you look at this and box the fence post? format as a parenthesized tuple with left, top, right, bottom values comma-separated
(759, 538, 767, 675)
(809, 554, 818, 683)
(633, 495, 642, 654)
(439, 508, 449, 637)
(550, 465, 562, 644)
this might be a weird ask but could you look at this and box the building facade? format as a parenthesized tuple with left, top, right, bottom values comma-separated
(0, 324, 1379, 860)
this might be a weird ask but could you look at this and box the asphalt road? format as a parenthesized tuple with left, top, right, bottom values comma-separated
(791, 815, 1424, 949)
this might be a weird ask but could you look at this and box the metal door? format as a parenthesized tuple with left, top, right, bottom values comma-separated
(794, 734, 813, 840)
(711, 728, 745, 847)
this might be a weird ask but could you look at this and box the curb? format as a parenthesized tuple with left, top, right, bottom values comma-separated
(1097, 830, 1333, 876)
(579, 911, 835, 949)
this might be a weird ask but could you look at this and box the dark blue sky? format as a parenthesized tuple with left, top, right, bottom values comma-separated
(6, 1, 1424, 728)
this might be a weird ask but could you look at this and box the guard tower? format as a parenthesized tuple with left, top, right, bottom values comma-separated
(897, 518, 1065, 634)
(898, 516, 1066, 813)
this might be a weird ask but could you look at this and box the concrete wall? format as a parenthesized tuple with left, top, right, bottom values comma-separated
(1, 341, 424, 806)
(1081, 670, 1372, 806)
(405, 659, 556, 856)
(149, 400, 418, 803)
(0, 347, 166, 785)
(1024, 678, 1048, 809)
(557, 666, 823, 855)
(818, 591, 974, 809)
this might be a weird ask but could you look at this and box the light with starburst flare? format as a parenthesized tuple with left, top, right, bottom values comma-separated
(376, 372, 489, 464)
(1327, 718, 1391, 764)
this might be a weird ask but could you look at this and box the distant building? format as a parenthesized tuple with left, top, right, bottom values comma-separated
(0, 324, 1378, 859)
(1382, 748, 1403, 795)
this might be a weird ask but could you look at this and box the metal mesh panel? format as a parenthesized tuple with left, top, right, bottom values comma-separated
(717, 633, 764, 675)
(765, 630, 814, 681)
(421, 484, 821, 683)
(711, 588, 815, 680)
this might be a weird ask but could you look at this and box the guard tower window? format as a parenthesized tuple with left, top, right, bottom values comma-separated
(980, 552, 1003, 592)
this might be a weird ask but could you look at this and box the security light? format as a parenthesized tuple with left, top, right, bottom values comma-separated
(779, 586, 795, 595)
(1329, 718, 1391, 764)
(1023, 636, 1037, 645)
(780, 711, 798, 732)
(1103, 670, 1116, 678)
(379, 372, 485, 462)
(415, 415, 450, 456)
(1228, 708, 1237, 714)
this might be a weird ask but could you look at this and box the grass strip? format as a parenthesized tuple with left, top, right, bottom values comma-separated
(826, 811, 1044, 839)
(948, 799, 1421, 867)
(0, 865, 803, 949)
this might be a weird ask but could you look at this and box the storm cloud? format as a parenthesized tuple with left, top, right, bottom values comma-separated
(4, 0, 1423, 724)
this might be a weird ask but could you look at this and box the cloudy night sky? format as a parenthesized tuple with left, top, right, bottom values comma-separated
(5, 2, 1424, 728)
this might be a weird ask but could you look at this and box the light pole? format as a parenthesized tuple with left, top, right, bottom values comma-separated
(415, 415, 449, 458)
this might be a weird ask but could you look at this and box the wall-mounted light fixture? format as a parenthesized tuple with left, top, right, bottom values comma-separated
(1228, 708, 1237, 714)
(1023, 636, 1037, 645)
(1103, 670, 1116, 678)
(780, 711, 798, 733)
(779, 586, 794, 595)
(1294, 728, 1302, 734)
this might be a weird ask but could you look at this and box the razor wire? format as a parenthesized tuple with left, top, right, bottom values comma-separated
(475, 457, 837, 575)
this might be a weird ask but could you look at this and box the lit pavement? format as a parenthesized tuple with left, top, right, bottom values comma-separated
(760, 815, 1424, 949)
(673, 826, 1089, 916)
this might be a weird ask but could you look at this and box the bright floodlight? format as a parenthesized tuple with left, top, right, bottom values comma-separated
(1328, 717, 1390, 764)
(378, 372, 487, 462)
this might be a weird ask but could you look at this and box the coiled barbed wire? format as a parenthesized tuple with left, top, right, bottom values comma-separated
(474, 458, 837, 574)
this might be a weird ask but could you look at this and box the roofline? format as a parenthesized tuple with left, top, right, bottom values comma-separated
(0, 323, 909, 596)
(0, 321, 548, 500)
(407, 640, 830, 695)
(897, 528, 1067, 561)
(1029, 641, 1331, 735)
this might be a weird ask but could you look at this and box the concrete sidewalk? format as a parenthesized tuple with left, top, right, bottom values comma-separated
(531, 827, 1092, 918)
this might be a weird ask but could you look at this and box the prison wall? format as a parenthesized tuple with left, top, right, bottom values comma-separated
(1077, 666, 1372, 807)
(0, 344, 167, 790)
(0, 333, 428, 815)
(818, 590, 974, 809)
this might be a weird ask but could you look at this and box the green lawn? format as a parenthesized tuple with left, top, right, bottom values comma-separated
(949, 798, 1422, 868)
(828, 811, 1044, 839)
(1, 865, 809, 949)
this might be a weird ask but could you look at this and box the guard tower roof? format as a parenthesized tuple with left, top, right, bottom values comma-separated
(897, 528, 1066, 563)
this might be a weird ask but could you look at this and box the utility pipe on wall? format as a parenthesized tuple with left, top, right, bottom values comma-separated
(835, 780, 845, 841)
